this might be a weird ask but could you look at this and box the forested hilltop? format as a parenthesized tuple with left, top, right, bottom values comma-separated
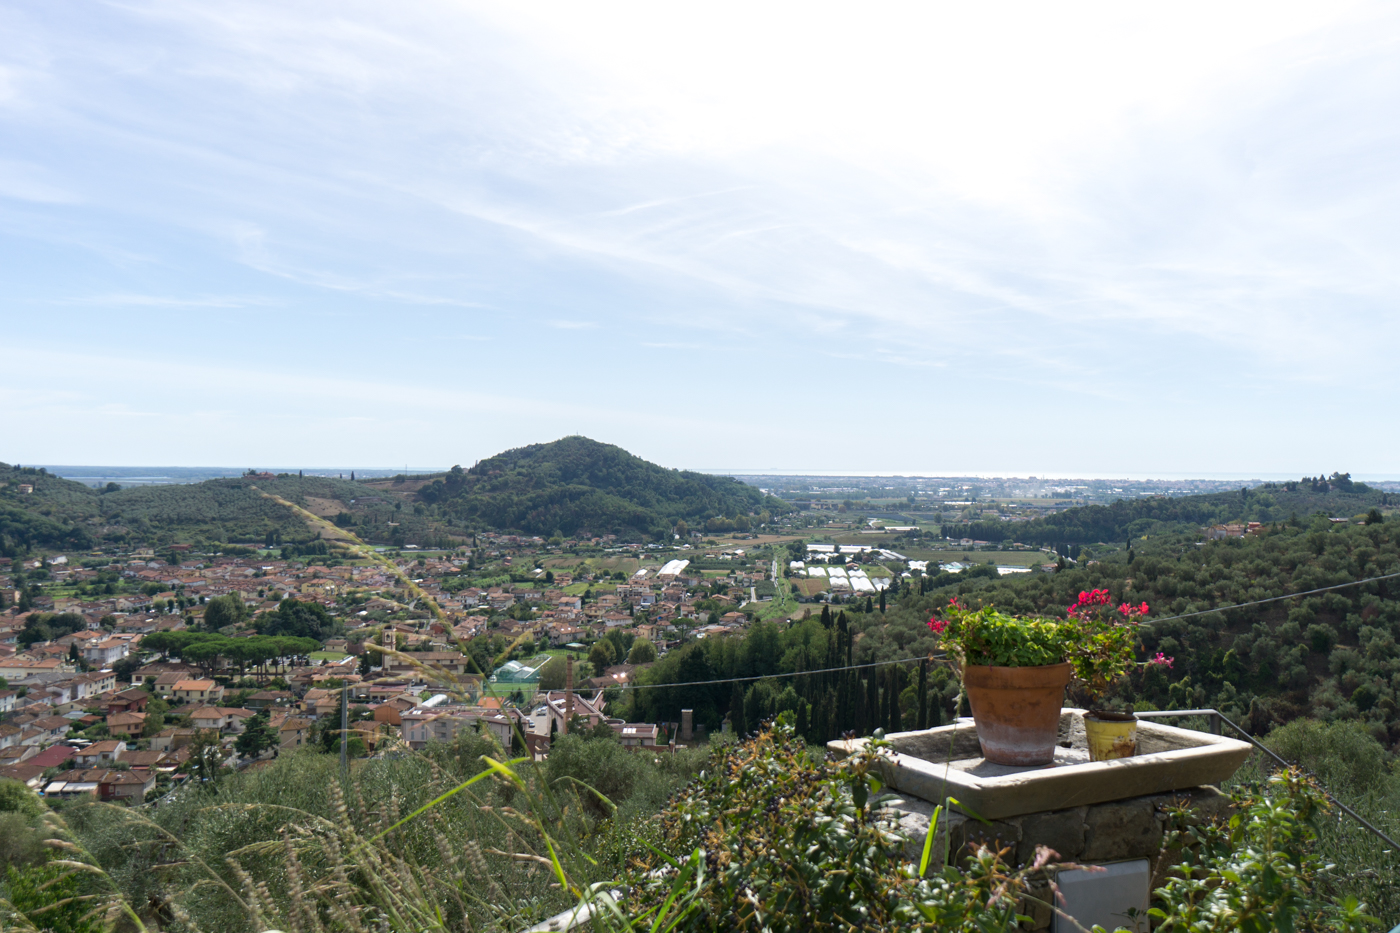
(414, 436, 789, 538)
(2, 439, 789, 551)
(945, 472, 1393, 546)
(0, 463, 368, 551)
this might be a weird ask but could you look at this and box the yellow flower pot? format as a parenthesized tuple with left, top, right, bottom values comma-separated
(1084, 712, 1137, 761)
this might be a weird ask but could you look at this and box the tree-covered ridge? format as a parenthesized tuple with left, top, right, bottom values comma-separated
(0, 463, 377, 550)
(945, 472, 1392, 545)
(866, 515, 1400, 751)
(0, 464, 99, 551)
(416, 436, 789, 537)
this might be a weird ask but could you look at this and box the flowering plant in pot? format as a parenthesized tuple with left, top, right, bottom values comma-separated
(928, 593, 1170, 765)
(1061, 588, 1165, 761)
(927, 598, 1076, 766)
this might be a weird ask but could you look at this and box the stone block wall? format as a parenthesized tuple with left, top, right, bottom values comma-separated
(886, 786, 1234, 931)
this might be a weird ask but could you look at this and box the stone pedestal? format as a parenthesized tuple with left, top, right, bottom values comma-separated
(884, 785, 1233, 931)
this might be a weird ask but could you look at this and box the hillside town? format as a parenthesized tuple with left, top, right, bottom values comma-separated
(0, 530, 855, 801)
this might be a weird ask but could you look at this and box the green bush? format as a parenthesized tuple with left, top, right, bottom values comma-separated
(1154, 768, 1380, 933)
(620, 725, 1058, 932)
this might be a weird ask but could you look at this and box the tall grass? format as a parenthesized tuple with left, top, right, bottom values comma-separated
(52, 729, 707, 933)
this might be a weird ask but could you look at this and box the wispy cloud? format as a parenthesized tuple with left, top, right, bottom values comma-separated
(0, 159, 80, 204)
(4, 1, 1400, 472)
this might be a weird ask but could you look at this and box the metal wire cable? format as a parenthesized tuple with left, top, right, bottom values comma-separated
(618, 567, 1400, 691)
(1139, 568, 1400, 625)
(617, 654, 938, 690)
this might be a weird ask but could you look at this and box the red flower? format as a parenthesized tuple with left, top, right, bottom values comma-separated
(928, 616, 949, 634)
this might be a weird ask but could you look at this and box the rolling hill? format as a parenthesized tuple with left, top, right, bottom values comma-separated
(0, 463, 371, 551)
(414, 436, 789, 538)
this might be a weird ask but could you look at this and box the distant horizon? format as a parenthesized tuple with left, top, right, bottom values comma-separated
(29, 463, 1400, 485)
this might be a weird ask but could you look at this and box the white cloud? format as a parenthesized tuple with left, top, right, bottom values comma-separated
(4, 1, 1400, 470)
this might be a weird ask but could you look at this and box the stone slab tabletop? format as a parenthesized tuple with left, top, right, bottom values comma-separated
(828, 709, 1253, 820)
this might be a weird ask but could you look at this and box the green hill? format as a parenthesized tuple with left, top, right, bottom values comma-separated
(0, 463, 376, 551)
(415, 436, 789, 538)
(944, 473, 1392, 545)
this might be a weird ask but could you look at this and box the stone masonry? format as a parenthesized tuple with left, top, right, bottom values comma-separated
(885, 785, 1234, 931)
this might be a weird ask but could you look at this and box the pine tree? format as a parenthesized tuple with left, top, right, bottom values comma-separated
(236, 708, 277, 758)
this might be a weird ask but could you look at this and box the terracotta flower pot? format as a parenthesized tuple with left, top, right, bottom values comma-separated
(962, 662, 1072, 766)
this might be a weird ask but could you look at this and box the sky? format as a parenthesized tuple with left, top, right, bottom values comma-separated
(3, 2, 1400, 477)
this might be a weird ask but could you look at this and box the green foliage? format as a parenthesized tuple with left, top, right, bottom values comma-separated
(0, 463, 385, 548)
(545, 733, 692, 821)
(202, 592, 250, 630)
(0, 780, 50, 870)
(883, 517, 1400, 741)
(0, 780, 44, 822)
(140, 630, 320, 677)
(0, 503, 92, 551)
(1240, 720, 1400, 922)
(17, 612, 88, 649)
(537, 655, 569, 690)
(929, 601, 1071, 667)
(61, 723, 706, 933)
(235, 708, 278, 758)
(626, 637, 657, 665)
(621, 725, 1057, 932)
(1153, 768, 1380, 933)
(589, 639, 617, 671)
(255, 598, 342, 640)
(2, 863, 105, 933)
(415, 437, 788, 538)
(944, 474, 1385, 546)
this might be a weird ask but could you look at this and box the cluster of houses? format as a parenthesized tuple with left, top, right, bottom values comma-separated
(0, 536, 796, 801)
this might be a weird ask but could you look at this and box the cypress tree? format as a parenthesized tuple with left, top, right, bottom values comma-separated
(820, 605, 832, 629)
(879, 588, 886, 614)
(796, 700, 809, 740)
(889, 666, 903, 732)
(884, 667, 896, 732)
(840, 613, 852, 667)
(916, 659, 928, 730)
(865, 673, 879, 735)
(730, 681, 746, 736)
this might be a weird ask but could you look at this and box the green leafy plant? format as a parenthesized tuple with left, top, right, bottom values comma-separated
(619, 724, 1066, 932)
(1152, 767, 1380, 933)
(928, 592, 1167, 703)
